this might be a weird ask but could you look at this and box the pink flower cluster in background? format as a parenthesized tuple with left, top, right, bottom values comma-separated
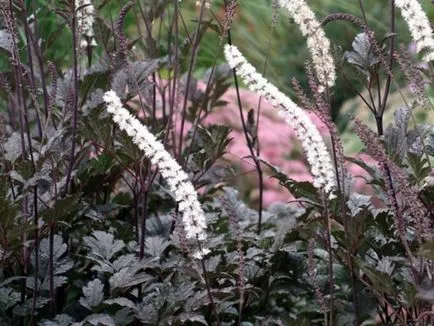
(138, 78, 374, 208)
(188, 81, 373, 207)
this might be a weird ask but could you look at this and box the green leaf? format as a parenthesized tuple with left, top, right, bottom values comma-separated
(41, 194, 80, 223)
(109, 267, 153, 290)
(406, 152, 431, 183)
(145, 237, 170, 258)
(344, 32, 379, 72)
(259, 159, 320, 204)
(111, 60, 159, 99)
(0, 30, 13, 54)
(188, 124, 232, 173)
(418, 240, 434, 260)
(178, 313, 208, 325)
(79, 279, 105, 311)
(345, 156, 382, 185)
(75, 314, 115, 326)
(104, 298, 136, 310)
(347, 192, 372, 216)
(30, 235, 73, 291)
(13, 298, 50, 316)
(0, 287, 20, 312)
(427, 132, 434, 156)
(360, 265, 396, 296)
(4, 132, 23, 162)
(83, 230, 125, 262)
(40, 314, 74, 326)
(113, 308, 135, 326)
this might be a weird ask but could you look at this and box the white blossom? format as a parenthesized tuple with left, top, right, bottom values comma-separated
(395, 0, 434, 62)
(103, 90, 207, 241)
(196, 0, 212, 8)
(75, 0, 97, 48)
(278, 0, 336, 92)
(192, 247, 211, 260)
(224, 44, 336, 196)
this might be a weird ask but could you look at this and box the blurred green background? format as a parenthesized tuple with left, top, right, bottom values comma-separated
(1, 0, 433, 117)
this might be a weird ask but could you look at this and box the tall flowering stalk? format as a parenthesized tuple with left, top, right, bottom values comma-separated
(278, 0, 336, 92)
(395, 0, 434, 62)
(224, 45, 336, 196)
(75, 0, 97, 48)
(103, 90, 207, 243)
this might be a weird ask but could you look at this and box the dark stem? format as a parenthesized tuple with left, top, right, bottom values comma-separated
(327, 106, 360, 324)
(63, 7, 79, 196)
(184, 40, 225, 162)
(380, 0, 395, 116)
(224, 2, 264, 234)
(48, 223, 55, 315)
(7, 2, 39, 324)
(86, 40, 92, 68)
(323, 201, 334, 325)
(163, 0, 179, 145)
(254, 2, 277, 157)
(139, 189, 149, 260)
(177, 0, 207, 162)
(358, 0, 367, 23)
(21, 8, 43, 138)
(30, 187, 39, 326)
(7, 7, 28, 320)
(198, 241, 221, 325)
(134, 181, 140, 244)
(22, 3, 52, 129)
(375, 116, 418, 278)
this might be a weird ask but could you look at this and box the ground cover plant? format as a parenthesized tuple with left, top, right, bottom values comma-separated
(0, 0, 434, 325)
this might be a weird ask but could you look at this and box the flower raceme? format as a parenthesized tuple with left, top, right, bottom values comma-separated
(278, 0, 336, 92)
(224, 44, 336, 197)
(395, 0, 434, 62)
(75, 0, 97, 48)
(103, 90, 207, 243)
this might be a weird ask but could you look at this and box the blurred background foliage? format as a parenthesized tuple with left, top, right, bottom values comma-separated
(1, 0, 433, 124)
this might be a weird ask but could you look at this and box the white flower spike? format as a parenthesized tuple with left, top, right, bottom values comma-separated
(224, 44, 336, 196)
(395, 0, 434, 62)
(278, 0, 336, 92)
(103, 90, 207, 241)
(75, 0, 97, 48)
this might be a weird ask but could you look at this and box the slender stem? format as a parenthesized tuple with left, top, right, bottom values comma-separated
(6, 3, 39, 324)
(23, 2, 53, 129)
(254, 1, 278, 157)
(198, 241, 221, 325)
(229, 64, 264, 233)
(134, 182, 140, 244)
(184, 41, 224, 162)
(224, 0, 263, 234)
(63, 5, 79, 196)
(6, 7, 28, 321)
(164, 0, 180, 146)
(340, 71, 375, 113)
(358, 0, 367, 23)
(139, 189, 149, 260)
(324, 85, 361, 324)
(376, 112, 418, 275)
(48, 223, 55, 315)
(21, 7, 43, 138)
(323, 196, 334, 325)
(380, 0, 395, 116)
(178, 0, 207, 161)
